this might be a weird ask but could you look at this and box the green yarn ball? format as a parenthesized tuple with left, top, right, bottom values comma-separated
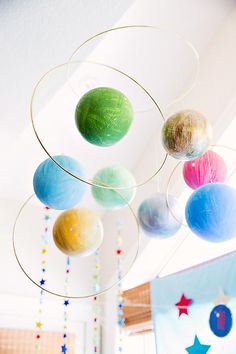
(92, 166, 136, 209)
(75, 87, 133, 147)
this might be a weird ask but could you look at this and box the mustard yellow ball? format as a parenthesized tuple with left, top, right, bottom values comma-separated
(53, 208, 104, 257)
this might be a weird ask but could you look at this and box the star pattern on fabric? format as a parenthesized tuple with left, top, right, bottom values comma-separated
(39, 278, 46, 286)
(61, 344, 68, 353)
(36, 321, 42, 329)
(213, 289, 231, 305)
(185, 335, 211, 354)
(175, 293, 192, 317)
(64, 300, 70, 306)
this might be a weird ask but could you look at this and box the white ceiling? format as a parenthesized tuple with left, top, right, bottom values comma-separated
(1, 0, 236, 302)
(0, 0, 134, 142)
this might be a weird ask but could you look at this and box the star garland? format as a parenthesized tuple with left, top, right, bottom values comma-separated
(35, 206, 51, 351)
(116, 220, 124, 353)
(93, 250, 101, 353)
(61, 256, 71, 354)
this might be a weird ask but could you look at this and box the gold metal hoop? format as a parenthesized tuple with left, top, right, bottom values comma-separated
(30, 59, 168, 190)
(68, 24, 200, 110)
(13, 194, 140, 299)
(166, 145, 236, 227)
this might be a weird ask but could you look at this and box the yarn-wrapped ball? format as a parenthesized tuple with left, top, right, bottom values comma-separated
(138, 193, 182, 238)
(185, 183, 236, 242)
(53, 208, 104, 257)
(162, 110, 212, 160)
(75, 87, 133, 147)
(92, 165, 136, 209)
(33, 155, 86, 210)
(183, 150, 227, 189)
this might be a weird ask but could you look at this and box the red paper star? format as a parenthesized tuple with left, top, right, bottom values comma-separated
(175, 293, 192, 317)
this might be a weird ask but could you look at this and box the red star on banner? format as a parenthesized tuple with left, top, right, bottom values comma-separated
(175, 293, 192, 317)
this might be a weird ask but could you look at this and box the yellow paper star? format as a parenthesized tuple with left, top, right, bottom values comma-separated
(213, 289, 231, 305)
(117, 237, 123, 246)
(42, 248, 47, 255)
(36, 321, 42, 329)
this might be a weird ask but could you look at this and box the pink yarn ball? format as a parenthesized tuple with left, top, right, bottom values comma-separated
(183, 150, 227, 189)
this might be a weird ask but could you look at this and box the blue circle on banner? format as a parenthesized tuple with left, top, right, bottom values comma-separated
(209, 305, 232, 337)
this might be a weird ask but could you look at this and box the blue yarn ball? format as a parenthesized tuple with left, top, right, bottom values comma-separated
(33, 155, 87, 210)
(185, 183, 236, 242)
(138, 193, 182, 238)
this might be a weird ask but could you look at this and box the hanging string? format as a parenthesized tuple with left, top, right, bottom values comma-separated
(35, 206, 51, 351)
(116, 220, 124, 353)
(93, 250, 101, 353)
(61, 256, 71, 354)
(206, 150, 214, 183)
(155, 233, 189, 279)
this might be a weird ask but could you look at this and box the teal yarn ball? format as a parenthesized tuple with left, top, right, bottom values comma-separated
(91, 166, 136, 209)
(33, 155, 87, 210)
(75, 87, 133, 147)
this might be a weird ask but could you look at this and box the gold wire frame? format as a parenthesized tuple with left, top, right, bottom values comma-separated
(68, 24, 200, 110)
(12, 194, 140, 299)
(165, 145, 236, 227)
(30, 59, 168, 190)
(30, 24, 200, 190)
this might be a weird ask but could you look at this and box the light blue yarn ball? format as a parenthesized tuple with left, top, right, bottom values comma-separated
(185, 183, 236, 242)
(33, 155, 87, 210)
(138, 193, 182, 238)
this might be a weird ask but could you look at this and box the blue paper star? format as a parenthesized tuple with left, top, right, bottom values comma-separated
(63, 333, 67, 339)
(39, 279, 46, 286)
(61, 344, 67, 353)
(41, 235, 49, 244)
(44, 215, 51, 221)
(64, 300, 70, 306)
(118, 318, 125, 326)
(186, 335, 211, 354)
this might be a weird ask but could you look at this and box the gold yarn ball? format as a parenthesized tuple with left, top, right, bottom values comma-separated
(53, 208, 104, 257)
